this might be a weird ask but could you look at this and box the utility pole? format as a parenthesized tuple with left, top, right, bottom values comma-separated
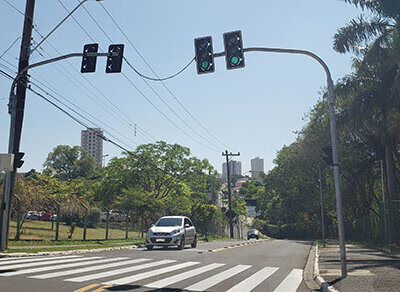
(0, 0, 35, 251)
(319, 169, 326, 248)
(222, 150, 240, 238)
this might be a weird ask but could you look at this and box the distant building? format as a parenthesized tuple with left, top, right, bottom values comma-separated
(81, 128, 103, 165)
(251, 157, 264, 180)
(222, 160, 242, 179)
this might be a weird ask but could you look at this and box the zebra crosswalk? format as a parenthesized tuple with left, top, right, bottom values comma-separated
(0, 255, 304, 291)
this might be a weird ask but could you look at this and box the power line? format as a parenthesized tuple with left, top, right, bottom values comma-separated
(99, 2, 233, 151)
(0, 37, 21, 59)
(55, 0, 155, 142)
(79, 2, 220, 152)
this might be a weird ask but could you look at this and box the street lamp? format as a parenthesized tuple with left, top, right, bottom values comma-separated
(102, 154, 109, 167)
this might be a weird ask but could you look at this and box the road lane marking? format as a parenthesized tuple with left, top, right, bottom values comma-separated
(31, 258, 150, 279)
(7, 257, 126, 278)
(0, 256, 101, 270)
(102, 261, 200, 286)
(0, 256, 32, 262)
(65, 259, 176, 282)
(146, 263, 226, 289)
(73, 283, 100, 292)
(273, 268, 303, 292)
(226, 266, 279, 292)
(0, 255, 81, 265)
(185, 264, 251, 291)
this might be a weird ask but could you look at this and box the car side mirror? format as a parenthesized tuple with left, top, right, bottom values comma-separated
(184, 223, 190, 228)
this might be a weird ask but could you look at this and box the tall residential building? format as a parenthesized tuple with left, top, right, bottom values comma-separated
(251, 156, 264, 180)
(81, 128, 103, 165)
(222, 160, 242, 179)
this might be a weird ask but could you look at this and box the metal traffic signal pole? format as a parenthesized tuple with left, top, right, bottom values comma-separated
(212, 46, 347, 278)
(222, 150, 240, 238)
(0, 0, 35, 251)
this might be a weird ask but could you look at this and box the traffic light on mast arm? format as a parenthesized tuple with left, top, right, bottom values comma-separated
(223, 30, 245, 70)
(322, 146, 333, 165)
(106, 44, 124, 73)
(14, 152, 24, 169)
(194, 36, 215, 74)
(81, 44, 98, 73)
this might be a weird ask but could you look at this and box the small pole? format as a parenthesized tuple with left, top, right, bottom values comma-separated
(55, 201, 60, 241)
(82, 203, 88, 241)
(105, 208, 109, 240)
(14, 195, 21, 240)
(380, 160, 388, 245)
(319, 169, 326, 248)
(125, 212, 129, 240)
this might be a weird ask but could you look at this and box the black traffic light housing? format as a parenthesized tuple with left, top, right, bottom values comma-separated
(106, 44, 124, 73)
(322, 146, 333, 165)
(81, 44, 98, 73)
(223, 30, 245, 70)
(194, 36, 215, 74)
(14, 152, 24, 169)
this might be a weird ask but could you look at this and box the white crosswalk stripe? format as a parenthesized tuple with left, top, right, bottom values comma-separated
(102, 261, 200, 286)
(145, 263, 226, 289)
(0, 256, 100, 270)
(273, 268, 303, 292)
(226, 266, 279, 292)
(185, 264, 251, 291)
(65, 259, 176, 282)
(30, 258, 150, 279)
(0, 255, 80, 265)
(0, 256, 32, 262)
(0, 256, 304, 291)
(1, 257, 128, 277)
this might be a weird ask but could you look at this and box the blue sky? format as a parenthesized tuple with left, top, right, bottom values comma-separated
(0, 0, 361, 174)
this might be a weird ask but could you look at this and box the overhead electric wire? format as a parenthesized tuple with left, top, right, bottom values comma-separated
(0, 37, 21, 59)
(54, 1, 155, 142)
(1, 69, 189, 180)
(79, 2, 221, 152)
(99, 2, 234, 151)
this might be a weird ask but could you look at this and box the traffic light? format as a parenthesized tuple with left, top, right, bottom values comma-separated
(14, 152, 24, 169)
(223, 30, 245, 70)
(106, 44, 124, 73)
(81, 44, 98, 73)
(322, 146, 333, 165)
(194, 36, 215, 74)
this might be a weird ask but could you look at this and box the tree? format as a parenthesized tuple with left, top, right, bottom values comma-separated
(43, 145, 96, 181)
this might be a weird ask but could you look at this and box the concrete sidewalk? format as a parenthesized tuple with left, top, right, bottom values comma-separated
(317, 244, 400, 291)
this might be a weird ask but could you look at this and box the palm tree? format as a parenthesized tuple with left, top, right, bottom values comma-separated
(334, 2, 400, 242)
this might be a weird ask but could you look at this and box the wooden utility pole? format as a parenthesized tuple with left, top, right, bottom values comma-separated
(222, 150, 240, 238)
(0, 0, 35, 251)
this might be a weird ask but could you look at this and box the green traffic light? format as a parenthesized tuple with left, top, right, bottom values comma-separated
(230, 56, 240, 65)
(201, 60, 210, 69)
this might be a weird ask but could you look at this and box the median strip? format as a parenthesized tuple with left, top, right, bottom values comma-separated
(209, 239, 270, 253)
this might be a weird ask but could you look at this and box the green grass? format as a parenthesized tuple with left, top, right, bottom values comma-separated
(9, 220, 143, 242)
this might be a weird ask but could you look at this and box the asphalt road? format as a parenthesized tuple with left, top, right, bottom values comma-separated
(0, 239, 312, 292)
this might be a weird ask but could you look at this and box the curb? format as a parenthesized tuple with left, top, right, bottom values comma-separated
(0, 244, 139, 258)
(314, 245, 339, 292)
(209, 238, 270, 253)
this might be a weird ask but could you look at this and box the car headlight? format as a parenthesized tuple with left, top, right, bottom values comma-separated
(147, 229, 153, 236)
(170, 229, 181, 235)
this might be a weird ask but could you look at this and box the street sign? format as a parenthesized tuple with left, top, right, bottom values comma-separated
(0, 154, 14, 172)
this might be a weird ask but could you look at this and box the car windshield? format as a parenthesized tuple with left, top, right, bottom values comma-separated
(155, 218, 182, 227)
(249, 229, 257, 233)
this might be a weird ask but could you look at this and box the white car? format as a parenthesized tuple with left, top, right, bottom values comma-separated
(145, 216, 197, 250)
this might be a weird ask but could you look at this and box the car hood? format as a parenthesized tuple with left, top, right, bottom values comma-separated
(150, 226, 182, 233)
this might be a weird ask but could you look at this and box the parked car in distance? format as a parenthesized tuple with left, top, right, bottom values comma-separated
(26, 211, 40, 220)
(247, 228, 260, 240)
(145, 216, 197, 250)
(100, 210, 129, 222)
(39, 211, 54, 221)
